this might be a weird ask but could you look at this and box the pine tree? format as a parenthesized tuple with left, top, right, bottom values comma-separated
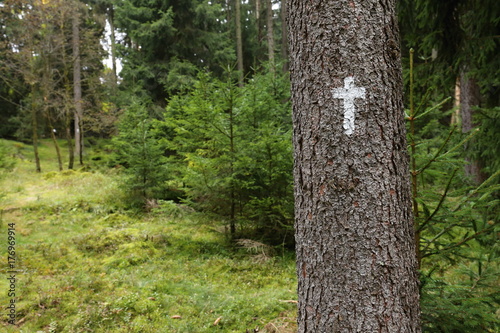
(113, 100, 168, 205)
(288, 0, 421, 330)
(162, 68, 293, 240)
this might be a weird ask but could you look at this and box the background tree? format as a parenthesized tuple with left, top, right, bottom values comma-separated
(73, 4, 84, 165)
(113, 0, 235, 104)
(288, 0, 421, 331)
(0, 0, 105, 170)
(398, 3, 500, 329)
(161, 67, 293, 242)
(113, 100, 168, 206)
(265, 0, 275, 71)
(1, 0, 62, 172)
(398, 0, 500, 183)
(406, 49, 500, 332)
(234, 0, 244, 86)
(280, 0, 288, 73)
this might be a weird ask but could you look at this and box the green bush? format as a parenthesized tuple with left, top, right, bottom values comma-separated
(113, 100, 170, 206)
(161, 68, 294, 243)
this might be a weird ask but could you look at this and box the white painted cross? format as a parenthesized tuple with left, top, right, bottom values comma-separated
(332, 76, 366, 136)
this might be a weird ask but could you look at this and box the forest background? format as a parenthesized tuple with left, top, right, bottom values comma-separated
(0, 0, 499, 332)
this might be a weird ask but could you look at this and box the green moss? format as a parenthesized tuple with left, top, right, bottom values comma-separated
(0, 139, 298, 333)
(73, 227, 141, 253)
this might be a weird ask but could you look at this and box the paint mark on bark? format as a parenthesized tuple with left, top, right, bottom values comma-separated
(332, 76, 366, 135)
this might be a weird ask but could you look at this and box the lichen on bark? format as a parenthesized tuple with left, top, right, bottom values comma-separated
(288, 0, 421, 332)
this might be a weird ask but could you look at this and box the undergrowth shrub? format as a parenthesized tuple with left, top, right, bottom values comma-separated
(406, 50, 500, 332)
(161, 67, 293, 244)
(112, 100, 170, 207)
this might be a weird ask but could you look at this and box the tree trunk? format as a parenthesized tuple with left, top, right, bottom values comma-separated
(234, 0, 244, 87)
(31, 99, 41, 173)
(47, 111, 63, 171)
(288, 0, 421, 332)
(42, 49, 63, 172)
(450, 76, 460, 125)
(228, 80, 236, 235)
(108, 5, 118, 90)
(73, 10, 84, 165)
(460, 68, 485, 184)
(59, 9, 74, 170)
(255, 0, 262, 45)
(266, 0, 275, 71)
(408, 50, 421, 268)
(66, 116, 74, 170)
(280, 0, 288, 73)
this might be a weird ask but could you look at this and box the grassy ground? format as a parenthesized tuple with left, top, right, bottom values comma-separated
(0, 139, 298, 333)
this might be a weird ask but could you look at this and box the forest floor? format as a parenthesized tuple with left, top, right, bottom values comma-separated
(0, 139, 298, 333)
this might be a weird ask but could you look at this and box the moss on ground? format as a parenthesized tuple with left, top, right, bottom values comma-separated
(0, 139, 298, 332)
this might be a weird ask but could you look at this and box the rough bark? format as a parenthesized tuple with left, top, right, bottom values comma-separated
(73, 11, 83, 165)
(234, 0, 244, 86)
(288, 0, 421, 332)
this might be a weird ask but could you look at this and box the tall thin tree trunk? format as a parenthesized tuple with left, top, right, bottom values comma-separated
(280, 0, 288, 73)
(42, 46, 63, 172)
(451, 76, 461, 125)
(66, 115, 74, 170)
(31, 99, 41, 173)
(229, 82, 236, 235)
(460, 68, 485, 184)
(266, 0, 275, 72)
(255, 0, 262, 45)
(234, 0, 244, 87)
(60, 12, 74, 170)
(73, 11, 84, 165)
(108, 6, 118, 90)
(288, 0, 421, 331)
(48, 111, 63, 171)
